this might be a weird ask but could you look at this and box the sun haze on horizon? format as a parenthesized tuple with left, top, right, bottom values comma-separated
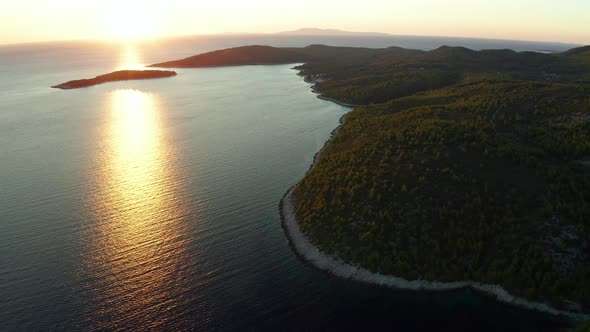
(0, 0, 588, 45)
(97, 1, 164, 41)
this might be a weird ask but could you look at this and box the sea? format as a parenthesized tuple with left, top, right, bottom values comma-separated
(0, 34, 580, 331)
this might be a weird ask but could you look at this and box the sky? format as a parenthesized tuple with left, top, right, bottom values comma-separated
(0, 0, 588, 45)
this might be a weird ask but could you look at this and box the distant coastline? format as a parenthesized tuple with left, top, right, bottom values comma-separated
(316, 95, 359, 108)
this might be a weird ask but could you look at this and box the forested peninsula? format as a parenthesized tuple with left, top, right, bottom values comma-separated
(151, 44, 590, 316)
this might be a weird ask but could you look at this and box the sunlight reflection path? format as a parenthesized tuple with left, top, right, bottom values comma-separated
(117, 45, 146, 70)
(83, 89, 193, 329)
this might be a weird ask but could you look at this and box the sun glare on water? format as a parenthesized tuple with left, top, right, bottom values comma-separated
(99, 0, 164, 41)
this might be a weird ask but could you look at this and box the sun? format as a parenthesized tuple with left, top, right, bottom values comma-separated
(98, 0, 164, 41)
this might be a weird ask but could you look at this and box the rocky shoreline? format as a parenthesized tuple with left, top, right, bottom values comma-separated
(279, 85, 589, 321)
(280, 188, 588, 320)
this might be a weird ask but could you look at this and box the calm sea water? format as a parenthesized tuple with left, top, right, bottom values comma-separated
(0, 36, 576, 331)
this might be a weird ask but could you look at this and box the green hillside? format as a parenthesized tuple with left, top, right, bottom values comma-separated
(153, 44, 590, 314)
(291, 46, 590, 314)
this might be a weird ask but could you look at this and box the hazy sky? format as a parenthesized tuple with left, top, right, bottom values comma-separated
(1, 0, 588, 45)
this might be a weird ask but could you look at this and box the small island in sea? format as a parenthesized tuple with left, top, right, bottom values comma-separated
(51, 69, 177, 89)
(155, 44, 590, 318)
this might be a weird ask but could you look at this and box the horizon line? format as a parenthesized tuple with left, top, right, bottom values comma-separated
(0, 30, 585, 48)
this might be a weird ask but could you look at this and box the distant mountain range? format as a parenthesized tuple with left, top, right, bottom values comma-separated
(277, 28, 391, 36)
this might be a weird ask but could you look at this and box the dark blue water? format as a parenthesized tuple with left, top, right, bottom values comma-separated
(0, 36, 575, 331)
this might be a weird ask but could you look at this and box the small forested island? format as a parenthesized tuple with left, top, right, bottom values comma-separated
(52, 70, 177, 89)
(152, 44, 590, 317)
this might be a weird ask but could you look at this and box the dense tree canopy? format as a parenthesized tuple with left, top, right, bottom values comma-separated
(291, 46, 590, 314)
(153, 43, 590, 314)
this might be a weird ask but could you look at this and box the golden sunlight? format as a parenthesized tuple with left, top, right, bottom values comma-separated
(83, 89, 192, 325)
(116, 45, 145, 70)
(98, 0, 164, 41)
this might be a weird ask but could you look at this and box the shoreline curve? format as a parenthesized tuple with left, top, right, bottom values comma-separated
(279, 88, 589, 321)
